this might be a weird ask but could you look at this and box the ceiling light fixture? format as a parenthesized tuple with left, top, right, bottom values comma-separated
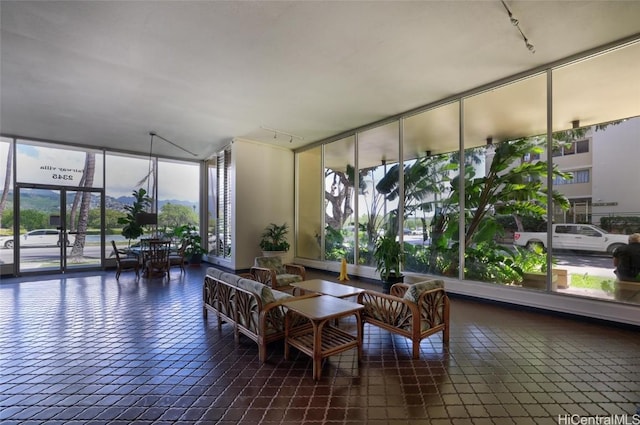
(500, 0, 535, 54)
(261, 126, 305, 143)
(148, 131, 198, 157)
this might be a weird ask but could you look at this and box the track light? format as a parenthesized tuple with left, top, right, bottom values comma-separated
(261, 126, 305, 143)
(525, 40, 535, 53)
(501, 0, 535, 54)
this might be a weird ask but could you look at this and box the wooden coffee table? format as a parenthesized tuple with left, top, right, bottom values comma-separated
(282, 295, 364, 380)
(291, 279, 365, 299)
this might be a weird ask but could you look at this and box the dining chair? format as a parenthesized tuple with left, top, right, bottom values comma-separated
(111, 240, 140, 280)
(169, 239, 187, 273)
(145, 240, 171, 279)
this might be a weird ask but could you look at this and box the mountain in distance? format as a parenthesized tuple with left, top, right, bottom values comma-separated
(114, 196, 197, 211)
(4, 190, 197, 212)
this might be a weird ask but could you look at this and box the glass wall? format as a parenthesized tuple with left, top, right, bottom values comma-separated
(16, 140, 104, 188)
(403, 103, 460, 276)
(10, 140, 105, 271)
(462, 74, 547, 286)
(157, 159, 199, 233)
(105, 153, 155, 249)
(357, 122, 400, 266)
(551, 42, 640, 302)
(323, 136, 356, 264)
(295, 40, 640, 305)
(0, 138, 14, 267)
(207, 148, 231, 258)
(296, 146, 322, 260)
(0, 140, 202, 275)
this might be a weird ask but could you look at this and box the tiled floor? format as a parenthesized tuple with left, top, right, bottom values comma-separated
(0, 266, 639, 425)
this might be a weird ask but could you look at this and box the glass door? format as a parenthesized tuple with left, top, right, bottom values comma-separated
(16, 186, 103, 274)
(65, 189, 103, 271)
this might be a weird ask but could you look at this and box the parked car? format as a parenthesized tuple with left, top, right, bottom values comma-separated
(514, 224, 628, 254)
(0, 229, 69, 249)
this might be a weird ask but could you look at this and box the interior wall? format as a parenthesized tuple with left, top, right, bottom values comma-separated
(232, 138, 295, 270)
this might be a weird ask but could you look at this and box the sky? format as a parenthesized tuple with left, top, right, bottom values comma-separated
(0, 139, 199, 203)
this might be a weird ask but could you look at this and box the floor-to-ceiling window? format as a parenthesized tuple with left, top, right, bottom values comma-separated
(12, 139, 104, 273)
(0, 138, 14, 270)
(0, 136, 202, 277)
(323, 136, 356, 264)
(551, 42, 640, 302)
(207, 148, 231, 259)
(296, 146, 323, 261)
(462, 74, 548, 286)
(295, 39, 640, 307)
(357, 122, 400, 267)
(157, 159, 199, 235)
(105, 152, 155, 252)
(403, 102, 460, 277)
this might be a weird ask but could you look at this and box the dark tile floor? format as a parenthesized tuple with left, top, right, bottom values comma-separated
(0, 266, 639, 425)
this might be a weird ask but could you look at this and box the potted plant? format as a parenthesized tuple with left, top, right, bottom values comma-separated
(117, 188, 152, 248)
(373, 233, 405, 294)
(514, 246, 558, 290)
(175, 224, 206, 265)
(259, 223, 290, 257)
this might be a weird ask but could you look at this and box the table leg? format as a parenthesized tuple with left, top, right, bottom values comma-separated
(355, 311, 362, 362)
(284, 312, 291, 360)
(313, 320, 324, 381)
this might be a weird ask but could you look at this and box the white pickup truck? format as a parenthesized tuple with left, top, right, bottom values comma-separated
(513, 224, 629, 254)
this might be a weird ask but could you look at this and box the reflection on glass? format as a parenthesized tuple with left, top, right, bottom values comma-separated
(106, 153, 156, 246)
(324, 136, 355, 263)
(403, 104, 460, 276)
(551, 117, 640, 302)
(402, 151, 459, 276)
(0, 138, 14, 266)
(157, 160, 199, 233)
(207, 149, 231, 258)
(461, 74, 548, 285)
(551, 42, 640, 303)
(357, 122, 399, 266)
(16, 140, 104, 188)
(296, 147, 322, 260)
(207, 160, 216, 255)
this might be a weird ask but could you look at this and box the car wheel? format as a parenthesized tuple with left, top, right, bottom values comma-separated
(607, 243, 624, 255)
(5, 240, 14, 249)
(525, 241, 545, 252)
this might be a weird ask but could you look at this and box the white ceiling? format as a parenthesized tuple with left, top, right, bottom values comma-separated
(1, 1, 640, 160)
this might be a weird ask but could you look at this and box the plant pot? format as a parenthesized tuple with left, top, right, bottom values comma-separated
(261, 250, 287, 258)
(521, 272, 557, 291)
(187, 253, 203, 266)
(381, 274, 404, 294)
(553, 268, 570, 289)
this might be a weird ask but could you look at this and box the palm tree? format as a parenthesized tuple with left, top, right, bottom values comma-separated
(69, 153, 95, 261)
(0, 142, 14, 222)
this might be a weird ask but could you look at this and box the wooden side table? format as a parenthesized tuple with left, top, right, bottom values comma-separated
(290, 279, 365, 299)
(283, 295, 364, 380)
